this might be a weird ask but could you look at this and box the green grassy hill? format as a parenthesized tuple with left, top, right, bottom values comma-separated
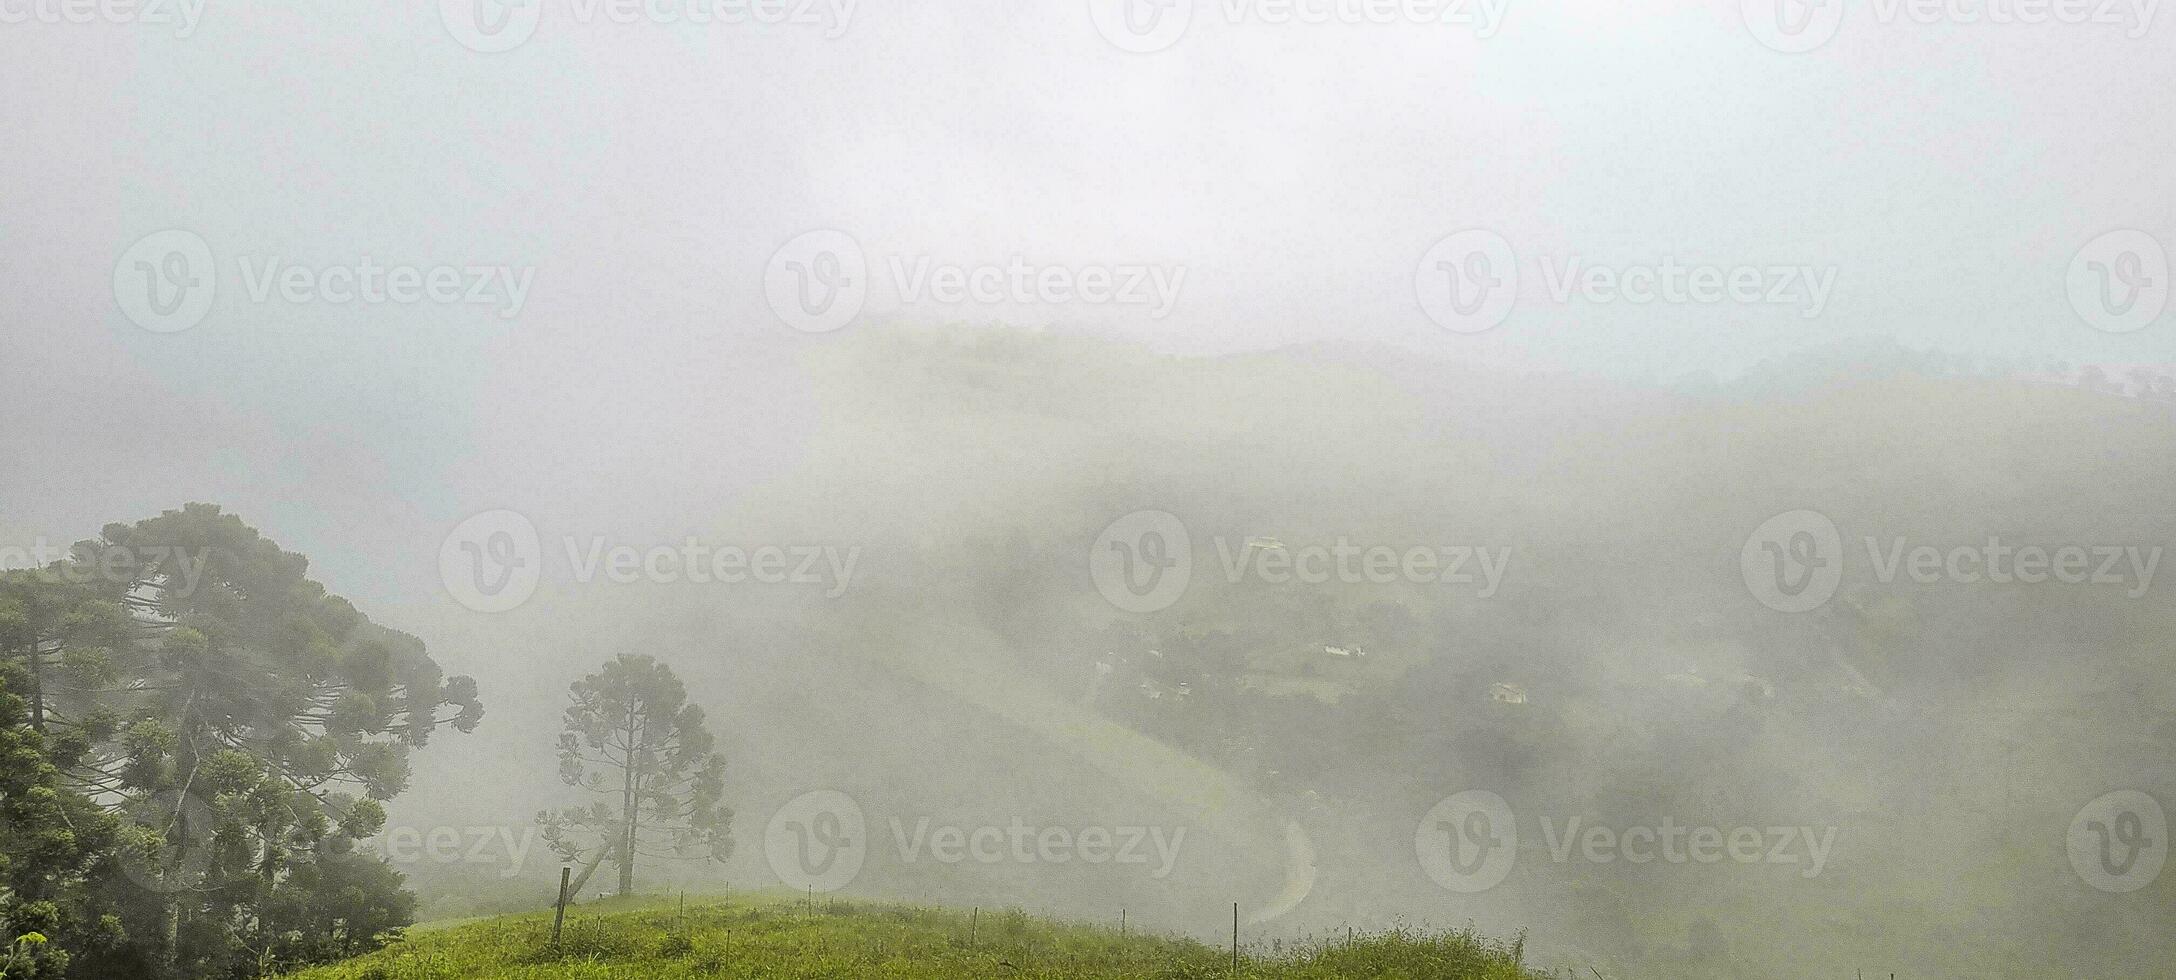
(280, 894, 1546, 979)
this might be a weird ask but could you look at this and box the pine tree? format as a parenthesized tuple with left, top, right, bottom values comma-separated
(1, 504, 485, 978)
(540, 655, 731, 897)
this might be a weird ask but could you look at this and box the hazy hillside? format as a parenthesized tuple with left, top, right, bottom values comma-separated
(390, 328, 2174, 980)
(278, 894, 1543, 980)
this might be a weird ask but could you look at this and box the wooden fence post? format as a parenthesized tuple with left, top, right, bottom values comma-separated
(551, 866, 571, 945)
(1231, 902, 1239, 975)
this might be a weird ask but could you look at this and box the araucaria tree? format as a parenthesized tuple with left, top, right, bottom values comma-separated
(539, 655, 731, 897)
(0, 503, 485, 979)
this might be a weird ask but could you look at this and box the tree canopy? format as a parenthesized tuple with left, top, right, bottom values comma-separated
(0, 504, 484, 979)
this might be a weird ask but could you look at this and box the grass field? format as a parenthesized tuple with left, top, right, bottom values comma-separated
(278, 894, 1548, 979)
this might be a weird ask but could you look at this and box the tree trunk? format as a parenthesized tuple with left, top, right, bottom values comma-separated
(618, 699, 639, 895)
(26, 634, 46, 732)
(567, 848, 609, 901)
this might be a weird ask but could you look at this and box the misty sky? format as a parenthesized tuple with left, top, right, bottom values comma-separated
(4, 0, 2173, 624)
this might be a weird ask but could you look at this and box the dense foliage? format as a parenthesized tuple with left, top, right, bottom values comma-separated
(0, 504, 482, 979)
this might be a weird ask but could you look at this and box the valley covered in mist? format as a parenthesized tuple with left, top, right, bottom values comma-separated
(8, 5, 2176, 978)
(354, 328, 2176, 980)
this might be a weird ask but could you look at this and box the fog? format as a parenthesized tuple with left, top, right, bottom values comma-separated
(3, 2, 2174, 978)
